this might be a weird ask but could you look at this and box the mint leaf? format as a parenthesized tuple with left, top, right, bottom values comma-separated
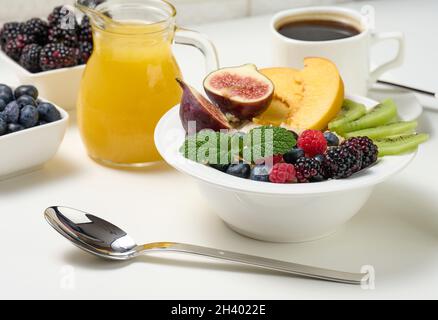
(243, 126, 296, 163)
(180, 130, 242, 165)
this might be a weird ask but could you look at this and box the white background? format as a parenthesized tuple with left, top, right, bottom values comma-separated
(0, 0, 353, 24)
(0, 0, 437, 300)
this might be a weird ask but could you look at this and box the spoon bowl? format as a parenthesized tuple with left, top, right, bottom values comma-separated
(45, 206, 138, 260)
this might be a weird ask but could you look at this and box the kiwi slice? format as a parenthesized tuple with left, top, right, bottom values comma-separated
(328, 99, 367, 131)
(344, 121, 418, 139)
(375, 133, 429, 156)
(337, 99, 398, 134)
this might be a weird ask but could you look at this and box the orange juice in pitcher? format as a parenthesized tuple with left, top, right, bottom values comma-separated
(76, 0, 218, 167)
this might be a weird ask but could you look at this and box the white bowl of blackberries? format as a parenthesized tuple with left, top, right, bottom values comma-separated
(0, 83, 68, 180)
(0, 6, 94, 109)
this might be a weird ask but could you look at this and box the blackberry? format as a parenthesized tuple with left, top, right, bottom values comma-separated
(0, 22, 23, 49)
(22, 18, 49, 45)
(78, 16, 93, 42)
(295, 157, 325, 183)
(78, 41, 93, 64)
(48, 6, 72, 28)
(19, 44, 42, 73)
(341, 144, 363, 173)
(48, 26, 79, 48)
(324, 146, 362, 179)
(342, 137, 378, 170)
(3, 34, 34, 62)
(40, 43, 78, 71)
(4, 37, 27, 61)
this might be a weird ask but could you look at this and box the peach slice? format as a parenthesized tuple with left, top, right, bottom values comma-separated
(256, 58, 344, 130)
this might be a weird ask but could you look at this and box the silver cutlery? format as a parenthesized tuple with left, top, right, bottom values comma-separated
(45, 206, 367, 285)
(377, 80, 437, 99)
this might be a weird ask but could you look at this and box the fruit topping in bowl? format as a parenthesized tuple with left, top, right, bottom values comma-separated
(176, 58, 429, 184)
(0, 84, 62, 136)
(203, 64, 274, 122)
(255, 57, 344, 130)
(178, 79, 231, 133)
(0, 5, 94, 73)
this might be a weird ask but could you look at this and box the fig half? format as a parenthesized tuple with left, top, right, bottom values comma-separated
(204, 64, 274, 122)
(177, 79, 231, 133)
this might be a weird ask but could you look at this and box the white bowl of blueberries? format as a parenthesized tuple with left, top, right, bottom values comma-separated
(0, 83, 68, 180)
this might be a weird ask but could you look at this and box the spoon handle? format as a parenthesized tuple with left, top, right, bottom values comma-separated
(142, 243, 366, 285)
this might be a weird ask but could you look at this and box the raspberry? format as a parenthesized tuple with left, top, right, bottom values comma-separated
(324, 146, 363, 179)
(269, 163, 297, 184)
(297, 130, 327, 157)
(19, 44, 42, 73)
(40, 43, 78, 71)
(295, 157, 326, 183)
(255, 154, 284, 166)
(342, 137, 378, 169)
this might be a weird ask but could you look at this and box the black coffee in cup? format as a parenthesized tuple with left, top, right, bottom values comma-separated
(277, 19, 360, 41)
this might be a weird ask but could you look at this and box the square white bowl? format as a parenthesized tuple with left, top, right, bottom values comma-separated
(0, 92, 69, 181)
(0, 50, 84, 110)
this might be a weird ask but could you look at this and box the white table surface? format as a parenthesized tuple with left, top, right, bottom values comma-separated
(1, 0, 437, 300)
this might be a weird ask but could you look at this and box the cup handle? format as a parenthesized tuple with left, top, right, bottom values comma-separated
(369, 32, 405, 85)
(174, 27, 220, 74)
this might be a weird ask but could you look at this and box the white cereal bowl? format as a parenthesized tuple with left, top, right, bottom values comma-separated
(155, 94, 417, 243)
(0, 50, 84, 110)
(0, 93, 69, 181)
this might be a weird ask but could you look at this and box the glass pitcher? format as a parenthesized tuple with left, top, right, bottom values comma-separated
(76, 0, 218, 167)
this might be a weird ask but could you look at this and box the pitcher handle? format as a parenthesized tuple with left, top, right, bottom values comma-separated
(175, 27, 220, 74)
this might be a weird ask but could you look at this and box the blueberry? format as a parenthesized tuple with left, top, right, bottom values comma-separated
(0, 90, 13, 104)
(324, 132, 340, 146)
(38, 120, 48, 126)
(0, 99, 6, 112)
(250, 164, 271, 182)
(7, 123, 24, 133)
(210, 163, 230, 172)
(14, 85, 38, 100)
(0, 117, 7, 136)
(37, 102, 61, 122)
(0, 84, 12, 93)
(283, 147, 305, 164)
(226, 163, 251, 179)
(16, 95, 36, 108)
(4, 101, 20, 123)
(19, 105, 39, 128)
(314, 154, 325, 163)
(0, 84, 13, 97)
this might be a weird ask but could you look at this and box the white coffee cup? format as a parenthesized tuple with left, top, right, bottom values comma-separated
(271, 7, 405, 96)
